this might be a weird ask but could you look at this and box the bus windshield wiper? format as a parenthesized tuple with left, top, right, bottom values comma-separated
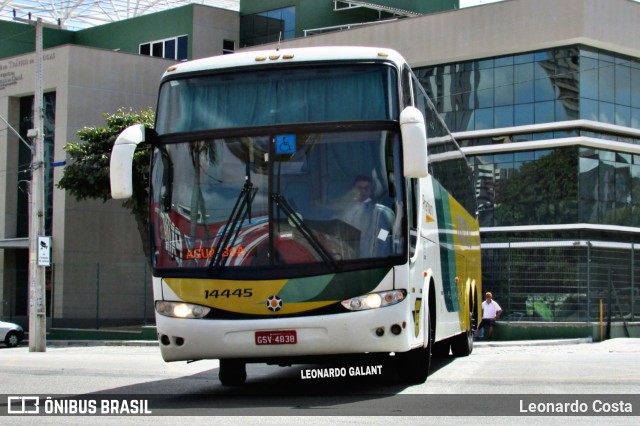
(272, 192, 338, 270)
(209, 178, 257, 269)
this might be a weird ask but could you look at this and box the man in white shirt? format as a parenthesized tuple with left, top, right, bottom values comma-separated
(475, 292, 502, 339)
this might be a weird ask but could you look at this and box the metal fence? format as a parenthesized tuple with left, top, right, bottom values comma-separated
(3, 242, 638, 328)
(1, 261, 154, 329)
(482, 241, 639, 323)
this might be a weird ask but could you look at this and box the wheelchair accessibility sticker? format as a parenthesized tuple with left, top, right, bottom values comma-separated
(275, 134, 296, 155)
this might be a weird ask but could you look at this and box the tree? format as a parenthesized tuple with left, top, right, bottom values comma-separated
(57, 108, 154, 259)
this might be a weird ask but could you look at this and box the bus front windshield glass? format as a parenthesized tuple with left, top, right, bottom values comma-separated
(150, 130, 405, 272)
(155, 64, 398, 134)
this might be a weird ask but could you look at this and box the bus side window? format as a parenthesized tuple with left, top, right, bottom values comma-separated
(408, 178, 418, 257)
(402, 65, 413, 108)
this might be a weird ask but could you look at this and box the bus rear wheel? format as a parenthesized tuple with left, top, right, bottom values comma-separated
(451, 329, 473, 357)
(218, 359, 247, 386)
(451, 311, 474, 357)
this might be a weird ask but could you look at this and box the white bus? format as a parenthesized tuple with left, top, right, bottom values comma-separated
(110, 46, 482, 385)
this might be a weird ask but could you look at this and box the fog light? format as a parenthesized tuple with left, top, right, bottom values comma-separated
(390, 324, 402, 335)
(376, 327, 385, 337)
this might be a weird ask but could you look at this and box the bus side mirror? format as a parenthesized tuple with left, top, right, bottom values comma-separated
(400, 106, 429, 178)
(110, 124, 146, 199)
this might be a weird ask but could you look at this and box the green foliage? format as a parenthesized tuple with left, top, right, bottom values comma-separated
(57, 108, 154, 258)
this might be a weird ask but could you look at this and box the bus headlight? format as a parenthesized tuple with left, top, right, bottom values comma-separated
(341, 290, 406, 311)
(155, 301, 210, 319)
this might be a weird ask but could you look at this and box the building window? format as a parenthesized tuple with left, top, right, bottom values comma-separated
(240, 6, 295, 47)
(415, 45, 640, 133)
(470, 147, 579, 228)
(223, 39, 235, 55)
(139, 35, 188, 60)
(19, 93, 56, 238)
(579, 147, 640, 227)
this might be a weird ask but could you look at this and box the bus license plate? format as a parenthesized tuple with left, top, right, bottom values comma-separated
(255, 330, 297, 345)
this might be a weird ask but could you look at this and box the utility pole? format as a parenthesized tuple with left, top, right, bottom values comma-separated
(13, 11, 56, 352)
(28, 17, 47, 352)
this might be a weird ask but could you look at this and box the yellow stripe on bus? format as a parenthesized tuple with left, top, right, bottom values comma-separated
(448, 193, 482, 329)
(163, 277, 337, 315)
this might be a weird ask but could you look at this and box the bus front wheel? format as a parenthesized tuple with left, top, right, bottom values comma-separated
(396, 311, 433, 383)
(218, 359, 247, 386)
(396, 345, 431, 383)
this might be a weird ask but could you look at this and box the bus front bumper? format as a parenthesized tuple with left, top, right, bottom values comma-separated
(155, 301, 417, 362)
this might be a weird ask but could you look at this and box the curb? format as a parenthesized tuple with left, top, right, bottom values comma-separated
(17, 340, 159, 347)
(48, 340, 159, 347)
(474, 337, 593, 347)
(18, 338, 594, 348)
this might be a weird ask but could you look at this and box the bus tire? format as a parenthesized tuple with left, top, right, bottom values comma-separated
(451, 311, 474, 357)
(432, 341, 450, 357)
(397, 310, 433, 383)
(451, 329, 473, 357)
(218, 359, 247, 386)
(396, 346, 430, 383)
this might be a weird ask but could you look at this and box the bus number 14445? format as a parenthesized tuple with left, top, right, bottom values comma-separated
(204, 289, 253, 299)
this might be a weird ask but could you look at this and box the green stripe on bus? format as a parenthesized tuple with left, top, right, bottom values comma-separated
(434, 180, 459, 312)
(278, 268, 391, 302)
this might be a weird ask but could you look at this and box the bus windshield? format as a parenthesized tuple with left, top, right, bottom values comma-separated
(155, 64, 398, 134)
(150, 129, 406, 273)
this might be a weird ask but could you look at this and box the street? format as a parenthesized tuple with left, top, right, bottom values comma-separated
(0, 338, 639, 424)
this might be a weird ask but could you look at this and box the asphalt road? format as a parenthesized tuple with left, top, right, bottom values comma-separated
(1, 338, 639, 425)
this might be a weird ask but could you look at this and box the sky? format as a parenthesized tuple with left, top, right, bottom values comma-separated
(460, 0, 504, 7)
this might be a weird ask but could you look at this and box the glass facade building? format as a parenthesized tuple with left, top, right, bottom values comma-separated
(415, 45, 640, 322)
(240, 6, 296, 47)
(416, 46, 640, 133)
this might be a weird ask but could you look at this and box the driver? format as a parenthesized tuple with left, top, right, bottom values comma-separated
(340, 176, 393, 257)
